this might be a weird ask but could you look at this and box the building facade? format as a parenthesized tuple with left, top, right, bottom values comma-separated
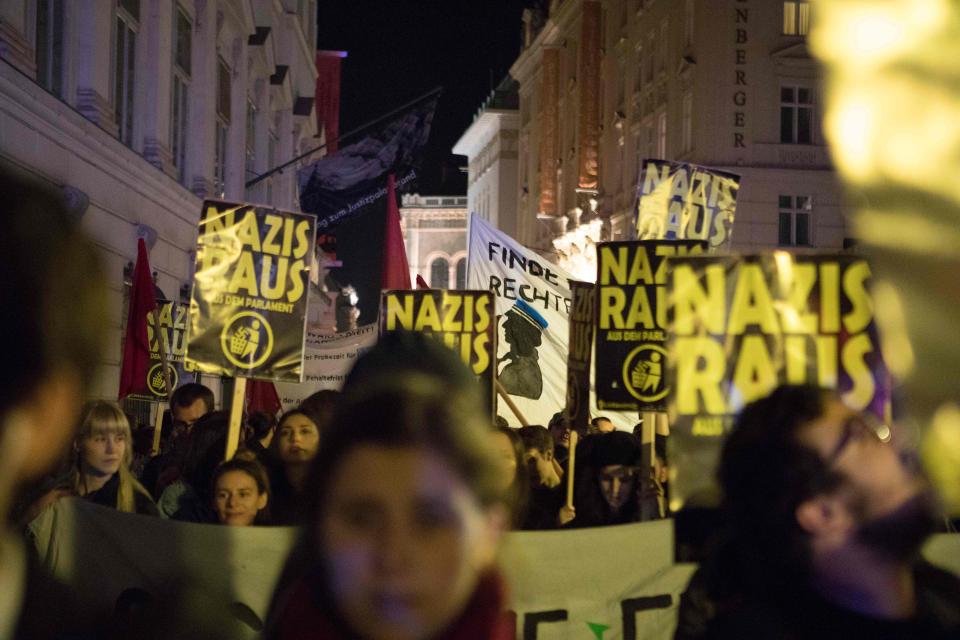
(474, 0, 847, 269)
(452, 76, 520, 241)
(399, 194, 468, 289)
(0, 0, 319, 401)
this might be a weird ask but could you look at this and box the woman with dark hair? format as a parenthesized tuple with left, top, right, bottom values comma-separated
(566, 431, 645, 528)
(265, 332, 513, 640)
(211, 453, 271, 526)
(268, 408, 321, 525)
(491, 426, 529, 528)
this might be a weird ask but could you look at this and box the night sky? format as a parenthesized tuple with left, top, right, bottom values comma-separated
(317, 1, 530, 195)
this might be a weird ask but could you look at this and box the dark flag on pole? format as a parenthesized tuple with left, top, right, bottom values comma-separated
(118, 239, 158, 400)
(298, 91, 438, 324)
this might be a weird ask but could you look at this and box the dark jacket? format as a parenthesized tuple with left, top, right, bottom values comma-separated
(86, 473, 160, 517)
(676, 561, 960, 640)
(267, 571, 514, 640)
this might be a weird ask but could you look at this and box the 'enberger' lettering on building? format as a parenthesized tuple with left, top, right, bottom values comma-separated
(733, 0, 749, 148)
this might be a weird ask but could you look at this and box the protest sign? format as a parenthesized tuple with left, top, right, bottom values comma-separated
(467, 214, 573, 425)
(666, 253, 890, 509)
(634, 160, 740, 249)
(186, 201, 316, 382)
(566, 282, 595, 432)
(595, 241, 706, 412)
(468, 214, 635, 430)
(141, 300, 192, 398)
(380, 290, 495, 401)
(273, 323, 378, 410)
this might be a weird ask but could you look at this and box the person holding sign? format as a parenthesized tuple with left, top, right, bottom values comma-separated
(265, 332, 512, 640)
(678, 385, 959, 639)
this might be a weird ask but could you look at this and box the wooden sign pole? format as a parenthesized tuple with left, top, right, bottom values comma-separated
(225, 376, 247, 461)
(494, 380, 529, 427)
(150, 307, 174, 457)
(565, 430, 579, 509)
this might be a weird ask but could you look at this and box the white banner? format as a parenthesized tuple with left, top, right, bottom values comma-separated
(467, 214, 633, 430)
(28, 499, 960, 640)
(273, 323, 378, 410)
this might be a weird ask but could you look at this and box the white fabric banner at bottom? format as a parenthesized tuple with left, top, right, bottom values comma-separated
(28, 499, 960, 640)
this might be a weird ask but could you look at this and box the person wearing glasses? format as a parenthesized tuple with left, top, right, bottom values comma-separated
(675, 385, 959, 640)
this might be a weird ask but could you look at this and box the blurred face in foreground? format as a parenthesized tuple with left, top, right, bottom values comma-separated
(319, 445, 501, 640)
(214, 470, 267, 526)
(278, 413, 320, 465)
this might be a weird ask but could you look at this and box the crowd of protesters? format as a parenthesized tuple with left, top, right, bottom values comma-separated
(3, 166, 960, 639)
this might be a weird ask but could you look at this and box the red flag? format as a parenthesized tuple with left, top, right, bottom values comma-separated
(381, 173, 412, 290)
(246, 379, 282, 417)
(118, 239, 158, 399)
(416, 275, 430, 290)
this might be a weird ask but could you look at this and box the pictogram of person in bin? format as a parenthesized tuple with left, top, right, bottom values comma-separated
(498, 299, 548, 399)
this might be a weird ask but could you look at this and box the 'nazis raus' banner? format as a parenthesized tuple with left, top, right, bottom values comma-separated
(595, 240, 707, 412)
(634, 159, 740, 249)
(186, 201, 317, 381)
(666, 253, 890, 509)
(142, 300, 192, 398)
(565, 282, 595, 432)
(380, 290, 496, 401)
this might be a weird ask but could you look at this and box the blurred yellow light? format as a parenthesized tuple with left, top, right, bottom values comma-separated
(870, 280, 915, 378)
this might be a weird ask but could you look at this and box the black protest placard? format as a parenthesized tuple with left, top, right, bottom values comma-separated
(142, 300, 189, 398)
(595, 240, 706, 411)
(564, 282, 595, 432)
(666, 253, 890, 509)
(186, 201, 316, 381)
(380, 290, 496, 400)
(634, 159, 740, 249)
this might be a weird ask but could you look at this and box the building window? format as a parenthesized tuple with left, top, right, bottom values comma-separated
(780, 86, 814, 144)
(778, 195, 812, 246)
(455, 258, 466, 289)
(430, 257, 450, 289)
(214, 58, 231, 196)
(266, 129, 278, 203)
(171, 6, 191, 183)
(644, 32, 655, 84)
(783, 2, 811, 36)
(245, 99, 257, 182)
(657, 20, 668, 73)
(115, 0, 140, 147)
(656, 111, 667, 158)
(681, 91, 693, 153)
(36, 0, 64, 97)
(634, 49, 643, 96)
(684, 0, 694, 48)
